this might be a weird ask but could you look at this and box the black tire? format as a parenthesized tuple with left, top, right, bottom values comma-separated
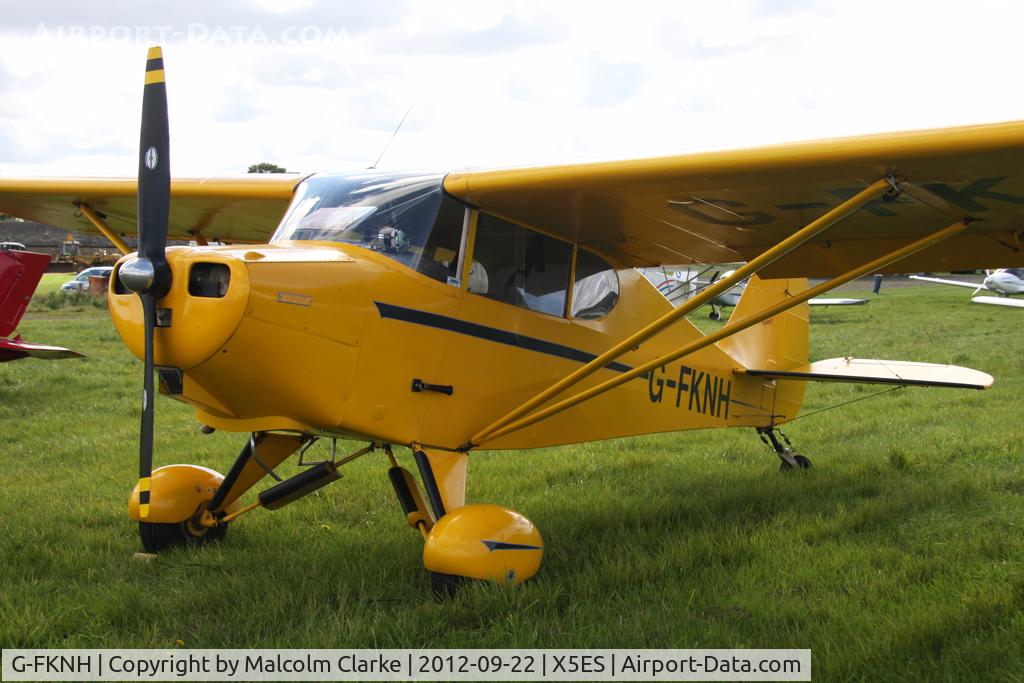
(709, 310, 721, 321)
(138, 519, 227, 553)
(779, 454, 812, 471)
(430, 571, 466, 601)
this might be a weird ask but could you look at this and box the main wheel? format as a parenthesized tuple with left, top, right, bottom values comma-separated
(139, 519, 227, 552)
(709, 309, 722, 321)
(779, 454, 812, 471)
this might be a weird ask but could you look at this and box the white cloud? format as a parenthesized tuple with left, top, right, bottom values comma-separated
(0, 0, 1022, 177)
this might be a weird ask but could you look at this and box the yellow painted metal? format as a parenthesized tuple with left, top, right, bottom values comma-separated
(0, 175, 297, 246)
(77, 204, 131, 255)
(128, 464, 243, 523)
(88, 148, 1006, 456)
(99, 208, 980, 454)
(480, 220, 969, 443)
(444, 119, 1024, 275)
(109, 247, 251, 371)
(90, 239, 859, 449)
(217, 501, 260, 524)
(422, 504, 543, 584)
(4, 119, 1024, 274)
(898, 182, 974, 223)
(420, 449, 468, 512)
(415, 520, 429, 540)
(565, 245, 579, 316)
(719, 276, 809, 422)
(469, 178, 890, 447)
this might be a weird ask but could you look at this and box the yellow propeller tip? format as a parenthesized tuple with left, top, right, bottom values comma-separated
(147, 46, 163, 59)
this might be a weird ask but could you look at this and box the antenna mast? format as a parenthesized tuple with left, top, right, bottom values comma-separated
(370, 102, 415, 169)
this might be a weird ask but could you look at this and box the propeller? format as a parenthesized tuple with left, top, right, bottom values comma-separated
(119, 46, 172, 519)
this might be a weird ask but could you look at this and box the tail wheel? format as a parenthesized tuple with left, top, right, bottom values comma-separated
(139, 517, 227, 552)
(779, 454, 812, 471)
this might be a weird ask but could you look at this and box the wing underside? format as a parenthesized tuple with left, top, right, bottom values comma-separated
(0, 175, 300, 245)
(445, 120, 1024, 277)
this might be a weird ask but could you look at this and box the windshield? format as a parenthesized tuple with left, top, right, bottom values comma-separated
(271, 172, 448, 271)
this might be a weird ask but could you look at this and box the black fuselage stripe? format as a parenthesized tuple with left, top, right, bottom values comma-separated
(483, 540, 543, 551)
(374, 301, 642, 376)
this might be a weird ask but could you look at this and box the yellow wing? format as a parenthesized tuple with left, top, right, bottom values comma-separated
(0, 175, 300, 245)
(444, 119, 1024, 277)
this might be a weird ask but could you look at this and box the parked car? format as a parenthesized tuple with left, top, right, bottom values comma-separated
(0, 241, 26, 251)
(61, 266, 114, 293)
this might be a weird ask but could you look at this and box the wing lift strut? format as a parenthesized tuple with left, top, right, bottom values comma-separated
(463, 176, 973, 450)
(74, 203, 132, 255)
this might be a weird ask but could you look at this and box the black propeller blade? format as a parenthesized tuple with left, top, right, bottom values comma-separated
(119, 46, 172, 519)
(138, 46, 171, 299)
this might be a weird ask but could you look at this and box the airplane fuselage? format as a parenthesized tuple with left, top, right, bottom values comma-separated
(984, 268, 1024, 295)
(108, 242, 805, 451)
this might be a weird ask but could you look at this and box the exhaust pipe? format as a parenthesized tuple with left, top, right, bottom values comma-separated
(258, 461, 341, 510)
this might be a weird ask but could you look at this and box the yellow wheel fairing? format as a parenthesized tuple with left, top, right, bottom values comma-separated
(128, 464, 242, 523)
(423, 504, 543, 585)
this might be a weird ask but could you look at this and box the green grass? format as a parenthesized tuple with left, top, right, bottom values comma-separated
(1, 285, 1022, 682)
(35, 272, 74, 296)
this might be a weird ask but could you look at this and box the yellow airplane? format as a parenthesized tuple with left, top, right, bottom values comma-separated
(1, 47, 1021, 595)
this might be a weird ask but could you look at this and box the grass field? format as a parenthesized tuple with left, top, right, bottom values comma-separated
(1, 283, 1022, 681)
(35, 272, 72, 296)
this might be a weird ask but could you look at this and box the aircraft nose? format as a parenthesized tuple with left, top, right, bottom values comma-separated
(109, 248, 250, 370)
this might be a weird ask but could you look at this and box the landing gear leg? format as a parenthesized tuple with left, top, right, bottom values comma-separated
(757, 427, 811, 471)
(387, 444, 543, 599)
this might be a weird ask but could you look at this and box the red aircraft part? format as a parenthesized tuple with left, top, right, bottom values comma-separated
(0, 249, 82, 362)
(0, 249, 49, 337)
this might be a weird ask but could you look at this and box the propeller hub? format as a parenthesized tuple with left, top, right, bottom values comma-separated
(119, 257, 156, 293)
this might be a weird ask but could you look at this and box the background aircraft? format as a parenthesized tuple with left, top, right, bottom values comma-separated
(0, 247, 82, 362)
(642, 266, 868, 319)
(910, 269, 1024, 308)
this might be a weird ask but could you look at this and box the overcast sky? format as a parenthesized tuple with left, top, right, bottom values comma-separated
(1, 0, 1023, 177)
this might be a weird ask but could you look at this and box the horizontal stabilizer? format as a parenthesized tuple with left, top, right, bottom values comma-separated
(971, 296, 1024, 308)
(808, 297, 868, 306)
(738, 357, 992, 390)
(0, 337, 84, 363)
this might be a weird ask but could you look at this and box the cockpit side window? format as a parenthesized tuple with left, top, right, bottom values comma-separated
(469, 213, 573, 317)
(572, 249, 619, 319)
(415, 195, 466, 284)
